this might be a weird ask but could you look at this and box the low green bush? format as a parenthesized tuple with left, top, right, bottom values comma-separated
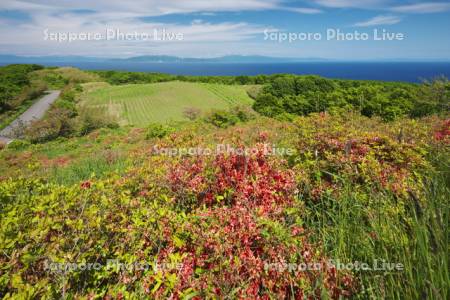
(145, 123, 175, 139)
(204, 105, 257, 128)
(7, 139, 31, 150)
(230, 105, 257, 122)
(25, 118, 62, 143)
(25, 108, 75, 143)
(204, 109, 239, 128)
(76, 109, 119, 136)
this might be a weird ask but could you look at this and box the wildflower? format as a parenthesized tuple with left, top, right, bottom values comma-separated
(80, 181, 91, 189)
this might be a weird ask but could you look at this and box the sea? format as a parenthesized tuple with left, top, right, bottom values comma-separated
(2, 61, 450, 83)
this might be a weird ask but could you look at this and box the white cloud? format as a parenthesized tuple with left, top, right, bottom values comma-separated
(0, 8, 273, 57)
(313, 0, 450, 14)
(0, 0, 282, 16)
(1, 0, 324, 17)
(0, 0, 326, 57)
(390, 2, 450, 13)
(282, 7, 323, 14)
(313, 0, 387, 9)
(354, 15, 401, 27)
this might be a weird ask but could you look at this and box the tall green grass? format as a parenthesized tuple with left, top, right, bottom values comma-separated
(49, 153, 130, 185)
(303, 170, 449, 299)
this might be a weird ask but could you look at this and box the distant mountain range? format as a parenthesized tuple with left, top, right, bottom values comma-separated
(113, 55, 328, 63)
(1, 55, 448, 67)
(0, 54, 328, 64)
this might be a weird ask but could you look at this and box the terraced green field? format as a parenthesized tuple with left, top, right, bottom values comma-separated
(80, 81, 255, 126)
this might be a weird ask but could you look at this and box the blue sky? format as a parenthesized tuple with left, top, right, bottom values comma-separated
(0, 0, 449, 60)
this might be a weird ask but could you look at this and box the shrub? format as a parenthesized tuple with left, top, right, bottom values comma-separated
(23, 94, 118, 143)
(203, 106, 257, 128)
(42, 72, 68, 88)
(8, 120, 28, 138)
(246, 85, 263, 99)
(182, 107, 201, 120)
(163, 149, 355, 298)
(0, 64, 45, 112)
(252, 93, 285, 117)
(230, 105, 257, 122)
(18, 80, 48, 104)
(53, 100, 77, 117)
(0, 114, 447, 299)
(55, 67, 101, 84)
(76, 107, 119, 136)
(25, 108, 76, 143)
(414, 76, 450, 116)
(433, 118, 450, 142)
(24, 118, 62, 143)
(168, 147, 296, 209)
(145, 123, 175, 139)
(7, 139, 31, 150)
(204, 109, 240, 128)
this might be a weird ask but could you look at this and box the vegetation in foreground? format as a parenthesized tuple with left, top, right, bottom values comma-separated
(0, 112, 448, 299)
(0, 65, 449, 299)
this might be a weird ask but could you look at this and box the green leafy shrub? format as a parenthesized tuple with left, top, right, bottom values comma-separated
(0, 64, 45, 113)
(230, 105, 257, 122)
(6, 139, 31, 150)
(24, 108, 76, 143)
(246, 85, 262, 99)
(76, 108, 119, 136)
(25, 118, 62, 143)
(53, 100, 77, 117)
(204, 109, 240, 128)
(52, 88, 78, 117)
(41, 72, 68, 89)
(145, 123, 175, 139)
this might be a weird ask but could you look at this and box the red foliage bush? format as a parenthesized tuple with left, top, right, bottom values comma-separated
(297, 132, 426, 200)
(434, 119, 450, 142)
(151, 205, 353, 299)
(160, 147, 354, 298)
(168, 145, 296, 213)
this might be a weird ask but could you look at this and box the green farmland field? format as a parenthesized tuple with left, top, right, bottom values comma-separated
(80, 81, 255, 126)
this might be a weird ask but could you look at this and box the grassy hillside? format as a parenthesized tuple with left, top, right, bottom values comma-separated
(79, 81, 254, 125)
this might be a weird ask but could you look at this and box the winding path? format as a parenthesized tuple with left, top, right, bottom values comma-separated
(0, 90, 61, 144)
